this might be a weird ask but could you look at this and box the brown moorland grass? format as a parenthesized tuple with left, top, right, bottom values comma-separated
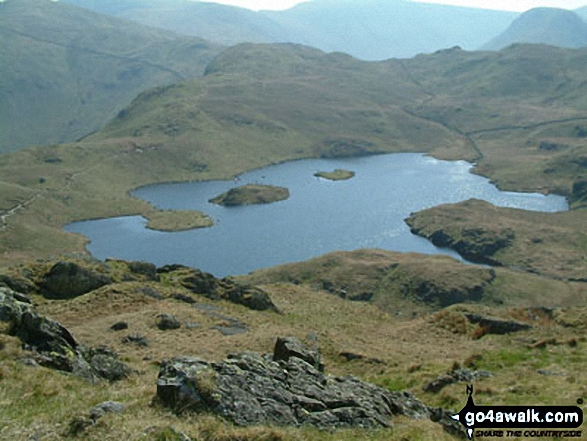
(2, 256, 587, 440)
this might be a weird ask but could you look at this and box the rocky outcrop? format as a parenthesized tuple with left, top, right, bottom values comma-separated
(0, 274, 35, 294)
(465, 313, 532, 336)
(126, 261, 159, 281)
(0, 287, 131, 381)
(411, 226, 515, 266)
(155, 337, 465, 436)
(173, 268, 279, 312)
(571, 178, 587, 207)
(40, 261, 113, 299)
(423, 366, 493, 393)
(209, 184, 289, 206)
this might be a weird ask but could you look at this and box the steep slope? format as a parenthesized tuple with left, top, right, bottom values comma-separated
(0, 0, 222, 152)
(62, 0, 516, 60)
(482, 7, 587, 50)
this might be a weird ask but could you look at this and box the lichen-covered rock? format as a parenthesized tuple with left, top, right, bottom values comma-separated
(40, 261, 113, 299)
(0, 287, 131, 381)
(273, 336, 323, 372)
(156, 352, 395, 428)
(155, 338, 462, 435)
(174, 268, 279, 312)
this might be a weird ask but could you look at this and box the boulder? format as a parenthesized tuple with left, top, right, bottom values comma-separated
(222, 281, 280, 312)
(273, 336, 323, 372)
(110, 321, 128, 331)
(156, 314, 181, 331)
(155, 337, 464, 436)
(176, 269, 279, 312)
(40, 261, 112, 299)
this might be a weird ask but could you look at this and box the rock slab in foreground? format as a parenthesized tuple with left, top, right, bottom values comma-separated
(156, 337, 464, 435)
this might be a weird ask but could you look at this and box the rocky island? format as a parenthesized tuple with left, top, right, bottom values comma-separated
(145, 209, 213, 232)
(209, 184, 290, 206)
(314, 169, 355, 181)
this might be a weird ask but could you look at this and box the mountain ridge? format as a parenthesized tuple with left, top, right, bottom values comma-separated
(0, 0, 222, 153)
(61, 0, 517, 60)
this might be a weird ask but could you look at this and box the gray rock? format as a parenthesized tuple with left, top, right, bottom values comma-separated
(80, 346, 133, 381)
(0, 287, 131, 381)
(110, 321, 128, 331)
(157, 314, 181, 331)
(122, 334, 149, 347)
(142, 426, 191, 441)
(175, 268, 279, 312)
(273, 336, 323, 372)
(89, 401, 125, 420)
(0, 274, 35, 294)
(155, 338, 461, 433)
(40, 261, 112, 299)
(423, 366, 493, 393)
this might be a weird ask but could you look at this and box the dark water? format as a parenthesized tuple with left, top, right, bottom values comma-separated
(65, 154, 568, 277)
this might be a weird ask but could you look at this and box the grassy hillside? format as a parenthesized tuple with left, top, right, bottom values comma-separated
(2, 41, 587, 441)
(0, 0, 222, 152)
(1, 254, 587, 439)
(0, 43, 586, 274)
(482, 8, 587, 51)
(62, 0, 517, 60)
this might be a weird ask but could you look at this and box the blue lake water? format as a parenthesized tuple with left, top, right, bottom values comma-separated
(65, 153, 568, 277)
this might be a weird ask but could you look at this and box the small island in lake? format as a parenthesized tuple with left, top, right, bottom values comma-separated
(209, 184, 290, 206)
(145, 209, 213, 232)
(314, 169, 355, 181)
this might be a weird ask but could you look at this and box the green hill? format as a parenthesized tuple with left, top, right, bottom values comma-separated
(0, 42, 586, 268)
(482, 7, 587, 50)
(0, 0, 222, 153)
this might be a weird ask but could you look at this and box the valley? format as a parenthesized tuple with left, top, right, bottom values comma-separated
(1, 1, 586, 440)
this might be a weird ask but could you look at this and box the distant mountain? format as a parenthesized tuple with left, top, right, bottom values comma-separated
(264, 0, 517, 59)
(576, 5, 587, 21)
(482, 7, 587, 50)
(62, 0, 291, 45)
(61, 0, 517, 60)
(0, 0, 222, 152)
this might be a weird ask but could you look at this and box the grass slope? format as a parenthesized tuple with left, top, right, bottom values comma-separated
(0, 0, 222, 152)
(0, 43, 586, 276)
(2, 255, 587, 439)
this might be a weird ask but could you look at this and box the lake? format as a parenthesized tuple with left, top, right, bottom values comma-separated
(65, 153, 568, 277)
